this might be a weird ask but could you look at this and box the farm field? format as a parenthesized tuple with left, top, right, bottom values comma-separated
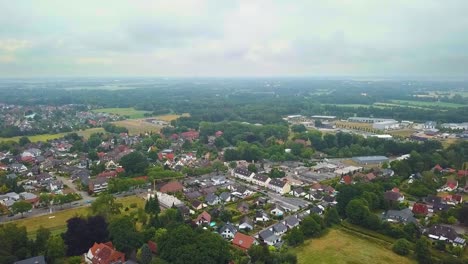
(389, 100, 466, 108)
(0, 128, 105, 143)
(92, 107, 153, 119)
(292, 228, 415, 264)
(111, 113, 189, 135)
(3, 195, 145, 237)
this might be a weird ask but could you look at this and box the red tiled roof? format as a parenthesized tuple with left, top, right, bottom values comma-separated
(147, 241, 157, 254)
(115, 167, 125, 173)
(232, 233, 255, 251)
(434, 164, 443, 171)
(88, 242, 125, 264)
(457, 170, 468, 178)
(196, 211, 211, 223)
(98, 171, 117, 178)
(412, 203, 428, 215)
(159, 181, 184, 193)
(342, 175, 352, 185)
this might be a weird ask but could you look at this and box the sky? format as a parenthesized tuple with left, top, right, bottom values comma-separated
(0, 0, 467, 78)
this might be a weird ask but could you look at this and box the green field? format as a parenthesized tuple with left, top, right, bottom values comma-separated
(389, 100, 466, 108)
(2, 196, 145, 237)
(292, 228, 415, 264)
(92, 107, 153, 119)
(0, 128, 105, 143)
(324, 104, 390, 109)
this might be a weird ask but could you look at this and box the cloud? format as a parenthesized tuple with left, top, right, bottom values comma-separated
(0, 0, 467, 77)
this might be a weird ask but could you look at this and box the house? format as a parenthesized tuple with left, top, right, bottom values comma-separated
(423, 121, 437, 130)
(284, 216, 300, 229)
(290, 187, 307, 197)
(219, 192, 231, 203)
(443, 194, 463, 204)
(85, 242, 125, 264)
(252, 174, 271, 187)
(271, 222, 288, 236)
(270, 204, 285, 216)
(233, 167, 254, 181)
(238, 216, 254, 230)
(14, 256, 46, 264)
(268, 178, 291, 195)
(258, 229, 281, 246)
(195, 211, 212, 226)
(382, 208, 417, 224)
(206, 193, 220, 206)
(232, 233, 256, 251)
(427, 224, 466, 247)
(88, 177, 109, 194)
(219, 222, 237, 239)
(211, 176, 226, 185)
(181, 130, 199, 141)
(237, 201, 250, 214)
(191, 200, 206, 210)
(412, 203, 429, 215)
(159, 181, 184, 193)
(185, 191, 202, 200)
(255, 210, 269, 222)
(384, 190, 404, 202)
(10, 163, 27, 173)
(439, 179, 458, 192)
(310, 205, 325, 215)
(341, 175, 353, 185)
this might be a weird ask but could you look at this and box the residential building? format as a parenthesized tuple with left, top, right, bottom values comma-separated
(85, 242, 125, 264)
(14, 256, 46, 264)
(195, 211, 212, 226)
(232, 233, 256, 251)
(238, 216, 254, 230)
(268, 178, 291, 194)
(382, 208, 417, 224)
(427, 225, 466, 247)
(219, 222, 237, 239)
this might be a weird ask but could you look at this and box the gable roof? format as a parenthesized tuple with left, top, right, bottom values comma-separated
(412, 203, 429, 215)
(159, 181, 184, 193)
(14, 256, 46, 264)
(272, 222, 287, 233)
(219, 222, 237, 234)
(88, 242, 125, 264)
(384, 190, 402, 201)
(342, 175, 352, 185)
(232, 233, 256, 251)
(284, 215, 300, 227)
(196, 211, 211, 223)
(269, 178, 286, 187)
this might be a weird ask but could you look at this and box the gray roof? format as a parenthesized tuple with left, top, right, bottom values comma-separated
(220, 222, 237, 234)
(6, 173, 17, 179)
(259, 229, 275, 240)
(269, 178, 286, 187)
(383, 208, 416, 223)
(284, 216, 300, 227)
(253, 174, 270, 182)
(206, 193, 219, 204)
(219, 192, 231, 201)
(235, 167, 251, 177)
(272, 222, 287, 233)
(14, 256, 46, 264)
(353, 156, 389, 163)
(239, 216, 253, 227)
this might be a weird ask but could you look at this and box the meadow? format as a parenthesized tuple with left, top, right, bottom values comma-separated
(389, 100, 466, 108)
(292, 228, 415, 264)
(0, 128, 105, 143)
(91, 107, 153, 119)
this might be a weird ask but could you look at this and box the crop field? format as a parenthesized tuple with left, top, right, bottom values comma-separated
(389, 100, 466, 108)
(0, 128, 105, 143)
(2, 196, 145, 237)
(112, 119, 162, 135)
(91, 107, 153, 119)
(292, 228, 415, 264)
(155, 113, 190, 121)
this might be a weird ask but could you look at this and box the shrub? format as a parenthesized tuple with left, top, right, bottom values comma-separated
(392, 238, 411, 256)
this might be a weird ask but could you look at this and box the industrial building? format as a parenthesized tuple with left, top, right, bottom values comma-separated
(348, 117, 396, 123)
(353, 156, 389, 165)
(372, 120, 400, 130)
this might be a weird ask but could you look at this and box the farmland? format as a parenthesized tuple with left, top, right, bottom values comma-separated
(389, 100, 466, 108)
(111, 113, 190, 135)
(0, 128, 105, 143)
(91, 107, 153, 119)
(292, 228, 415, 264)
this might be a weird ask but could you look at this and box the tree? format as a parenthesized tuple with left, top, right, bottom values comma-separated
(392, 238, 411, 256)
(286, 227, 304, 246)
(300, 216, 321, 238)
(415, 237, 432, 264)
(140, 244, 153, 264)
(345, 199, 370, 225)
(19, 136, 31, 146)
(0, 224, 29, 263)
(63, 217, 90, 256)
(11, 200, 32, 217)
(119, 151, 149, 174)
(108, 215, 143, 256)
(291, 124, 307, 133)
(324, 207, 341, 227)
(34, 226, 51, 255)
(248, 163, 257, 173)
(145, 195, 160, 215)
(46, 235, 66, 264)
(87, 215, 109, 245)
(91, 194, 122, 220)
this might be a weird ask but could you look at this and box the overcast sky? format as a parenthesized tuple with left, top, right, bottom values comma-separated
(0, 0, 467, 78)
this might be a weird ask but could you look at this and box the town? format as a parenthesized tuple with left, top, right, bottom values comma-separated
(1, 105, 467, 264)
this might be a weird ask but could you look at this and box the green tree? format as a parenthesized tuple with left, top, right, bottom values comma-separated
(300, 216, 321, 238)
(11, 200, 32, 217)
(46, 235, 66, 264)
(415, 237, 432, 264)
(392, 238, 411, 256)
(120, 151, 149, 174)
(108, 215, 143, 256)
(324, 207, 341, 227)
(345, 199, 370, 225)
(140, 244, 153, 264)
(145, 195, 161, 215)
(286, 227, 304, 246)
(34, 226, 51, 255)
(91, 194, 122, 220)
(248, 163, 258, 173)
(19, 136, 31, 146)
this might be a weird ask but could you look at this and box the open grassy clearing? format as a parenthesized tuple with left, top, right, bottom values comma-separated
(112, 119, 162, 135)
(155, 113, 190, 122)
(0, 128, 106, 143)
(388, 129, 416, 138)
(92, 107, 153, 119)
(389, 100, 466, 108)
(374, 102, 432, 110)
(292, 228, 415, 264)
(3, 196, 145, 237)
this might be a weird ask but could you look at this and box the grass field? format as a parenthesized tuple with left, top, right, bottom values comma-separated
(0, 128, 106, 143)
(92, 107, 153, 119)
(389, 100, 466, 108)
(111, 113, 189, 135)
(3, 196, 145, 237)
(292, 228, 415, 264)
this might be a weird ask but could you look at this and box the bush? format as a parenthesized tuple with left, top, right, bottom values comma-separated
(392, 238, 411, 256)
(130, 203, 137, 208)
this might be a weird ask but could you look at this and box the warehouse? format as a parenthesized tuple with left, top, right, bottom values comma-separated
(372, 120, 400, 130)
(353, 156, 389, 165)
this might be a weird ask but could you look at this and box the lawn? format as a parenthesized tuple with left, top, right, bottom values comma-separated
(3, 195, 145, 237)
(0, 128, 105, 143)
(389, 100, 466, 108)
(292, 228, 416, 264)
(111, 113, 189, 135)
(92, 107, 153, 119)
